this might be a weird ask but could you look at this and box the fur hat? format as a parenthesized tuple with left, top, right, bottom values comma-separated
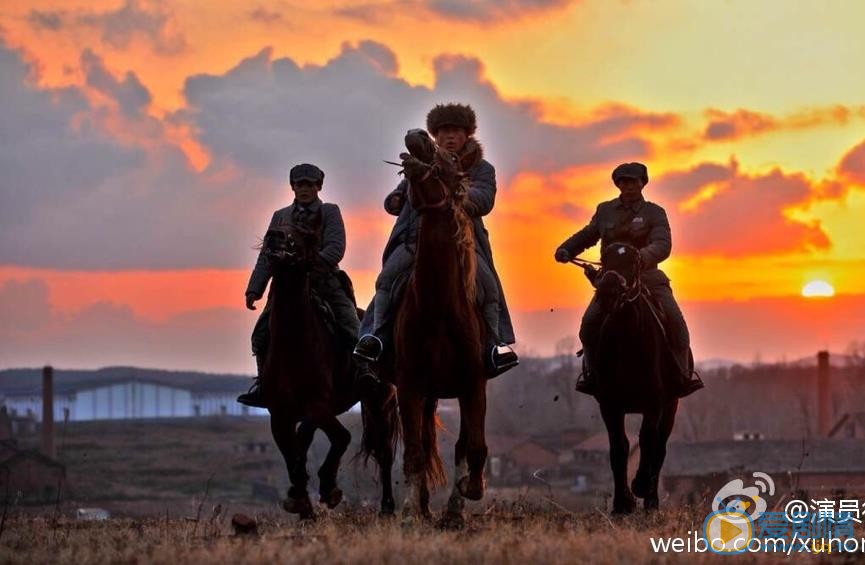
(426, 103, 477, 136)
(611, 162, 649, 186)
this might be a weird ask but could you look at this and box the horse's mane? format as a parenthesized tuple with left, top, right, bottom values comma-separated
(448, 139, 484, 306)
(450, 179, 477, 305)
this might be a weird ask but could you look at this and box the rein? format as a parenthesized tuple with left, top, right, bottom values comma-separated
(412, 173, 450, 213)
(569, 257, 602, 269)
(570, 249, 642, 307)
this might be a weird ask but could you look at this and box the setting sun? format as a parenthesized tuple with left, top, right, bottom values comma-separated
(802, 280, 835, 298)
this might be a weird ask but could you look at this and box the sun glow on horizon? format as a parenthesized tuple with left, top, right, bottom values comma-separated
(802, 280, 835, 298)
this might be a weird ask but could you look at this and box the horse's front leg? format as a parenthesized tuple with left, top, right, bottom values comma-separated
(441, 420, 468, 529)
(646, 400, 678, 511)
(456, 379, 487, 501)
(600, 403, 636, 515)
(315, 416, 351, 509)
(379, 443, 396, 516)
(633, 411, 658, 502)
(397, 388, 430, 521)
(270, 410, 314, 519)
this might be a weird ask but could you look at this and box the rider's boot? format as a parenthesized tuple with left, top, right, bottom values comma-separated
(355, 360, 381, 396)
(676, 350, 704, 397)
(237, 354, 267, 408)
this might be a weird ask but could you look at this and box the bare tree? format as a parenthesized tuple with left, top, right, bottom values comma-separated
(554, 335, 578, 368)
(846, 341, 865, 376)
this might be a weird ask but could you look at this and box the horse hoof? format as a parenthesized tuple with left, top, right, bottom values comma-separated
(438, 511, 466, 531)
(611, 494, 637, 516)
(400, 512, 427, 528)
(380, 500, 396, 517)
(631, 475, 649, 499)
(320, 487, 343, 509)
(644, 497, 660, 512)
(283, 493, 314, 517)
(457, 476, 485, 501)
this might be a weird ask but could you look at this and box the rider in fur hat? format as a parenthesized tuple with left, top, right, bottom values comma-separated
(354, 103, 518, 376)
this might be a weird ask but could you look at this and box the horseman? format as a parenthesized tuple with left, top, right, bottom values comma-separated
(554, 162, 703, 397)
(238, 163, 367, 407)
(353, 103, 518, 376)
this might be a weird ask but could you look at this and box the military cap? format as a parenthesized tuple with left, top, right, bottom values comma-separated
(426, 103, 477, 136)
(611, 162, 649, 186)
(289, 163, 324, 185)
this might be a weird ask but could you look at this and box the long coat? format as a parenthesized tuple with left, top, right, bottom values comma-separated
(378, 157, 515, 344)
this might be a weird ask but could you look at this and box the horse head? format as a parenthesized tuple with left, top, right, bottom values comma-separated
(263, 219, 321, 275)
(595, 243, 642, 307)
(401, 129, 468, 213)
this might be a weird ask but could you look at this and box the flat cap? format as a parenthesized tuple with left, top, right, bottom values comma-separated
(611, 162, 649, 186)
(289, 163, 324, 184)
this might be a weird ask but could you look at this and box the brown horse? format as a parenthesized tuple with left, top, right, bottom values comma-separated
(376, 135, 489, 526)
(262, 218, 373, 519)
(577, 243, 684, 514)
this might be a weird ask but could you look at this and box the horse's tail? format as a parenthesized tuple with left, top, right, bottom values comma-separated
(422, 398, 448, 489)
(359, 384, 400, 468)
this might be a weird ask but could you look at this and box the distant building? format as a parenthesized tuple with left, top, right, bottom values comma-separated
(0, 449, 65, 501)
(663, 439, 865, 504)
(487, 428, 592, 487)
(828, 412, 865, 439)
(0, 367, 267, 422)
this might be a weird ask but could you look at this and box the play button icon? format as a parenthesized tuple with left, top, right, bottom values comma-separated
(704, 510, 753, 553)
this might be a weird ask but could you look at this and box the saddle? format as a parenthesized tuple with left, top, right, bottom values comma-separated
(309, 289, 337, 332)
(336, 269, 358, 307)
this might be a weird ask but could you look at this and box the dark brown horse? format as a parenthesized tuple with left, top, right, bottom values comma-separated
(577, 243, 684, 514)
(262, 219, 377, 518)
(376, 135, 489, 525)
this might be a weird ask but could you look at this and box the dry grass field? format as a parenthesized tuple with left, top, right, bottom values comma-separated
(3, 418, 853, 562)
(0, 505, 832, 564)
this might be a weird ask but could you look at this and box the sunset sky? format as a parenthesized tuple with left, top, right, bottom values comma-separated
(1, 0, 863, 373)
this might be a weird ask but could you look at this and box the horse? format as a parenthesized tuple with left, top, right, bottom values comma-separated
(262, 217, 394, 518)
(374, 132, 490, 526)
(576, 242, 685, 514)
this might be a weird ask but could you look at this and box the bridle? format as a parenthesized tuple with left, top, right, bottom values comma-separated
(264, 226, 316, 271)
(412, 168, 452, 213)
(573, 243, 644, 308)
(386, 151, 466, 214)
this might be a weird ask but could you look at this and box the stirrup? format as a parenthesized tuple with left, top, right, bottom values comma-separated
(489, 344, 519, 376)
(575, 367, 597, 396)
(236, 379, 266, 408)
(353, 334, 383, 362)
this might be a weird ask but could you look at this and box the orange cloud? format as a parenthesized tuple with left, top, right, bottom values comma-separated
(5, 275, 861, 370)
(336, 0, 579, 24)
(702, 106, 865, 141)
(0, 265, 380, 324)
(838, 138, 865, 185)
(662, 166, 831, 257)
(515, 293, 865, 361)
